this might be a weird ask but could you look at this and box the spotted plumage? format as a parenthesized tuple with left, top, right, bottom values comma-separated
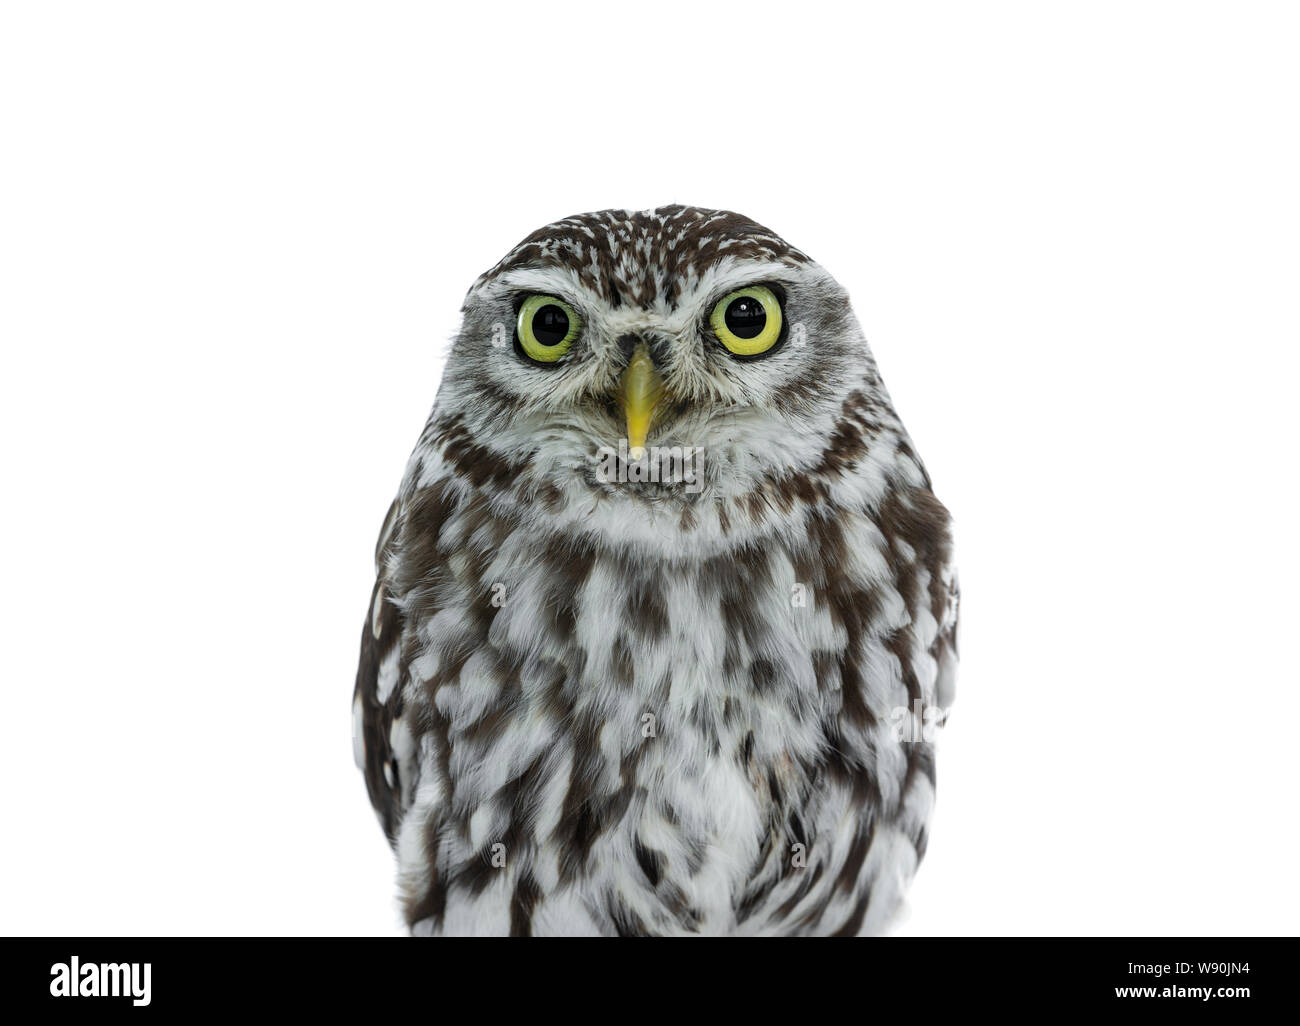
(353, 205, 957, 936)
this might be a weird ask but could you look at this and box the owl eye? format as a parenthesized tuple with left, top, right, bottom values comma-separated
(516, 294, 581, 364)
(709, 285, 784, 357)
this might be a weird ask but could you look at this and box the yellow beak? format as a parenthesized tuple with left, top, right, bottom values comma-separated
(619, 344, 664, 460)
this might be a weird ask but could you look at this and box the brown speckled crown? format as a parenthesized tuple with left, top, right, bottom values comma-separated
(473, 205, 811, 308)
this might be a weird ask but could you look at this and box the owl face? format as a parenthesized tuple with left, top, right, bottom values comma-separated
(432, 206, 876, 513)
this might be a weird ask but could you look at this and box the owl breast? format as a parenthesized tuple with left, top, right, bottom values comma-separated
(380, 471, 943, 936)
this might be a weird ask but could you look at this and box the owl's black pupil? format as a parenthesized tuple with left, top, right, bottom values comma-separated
(531, 305, 569, 346)
(724, 296, 766, 339)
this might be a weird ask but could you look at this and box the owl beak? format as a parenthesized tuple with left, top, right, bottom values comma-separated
(619, 343, 664, 460)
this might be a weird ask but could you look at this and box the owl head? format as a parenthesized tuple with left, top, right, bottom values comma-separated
(425, 206, 893, 542)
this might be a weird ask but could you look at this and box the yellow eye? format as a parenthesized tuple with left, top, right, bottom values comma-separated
(709, 285, 783, 357)
(516, 294, 581, 363)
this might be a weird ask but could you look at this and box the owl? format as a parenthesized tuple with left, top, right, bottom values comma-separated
(353, 206, 957, 936)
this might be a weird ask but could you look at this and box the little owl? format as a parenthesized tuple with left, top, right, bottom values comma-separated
(353, 205, 957, 936)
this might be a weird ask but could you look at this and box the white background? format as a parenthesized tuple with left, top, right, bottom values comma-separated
(2, 1, 1297, 936)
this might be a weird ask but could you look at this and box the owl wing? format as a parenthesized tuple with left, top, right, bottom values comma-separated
(932, 566, 959, 715)
(352, 496, 412, 844)
(884, 473, 959, 721)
